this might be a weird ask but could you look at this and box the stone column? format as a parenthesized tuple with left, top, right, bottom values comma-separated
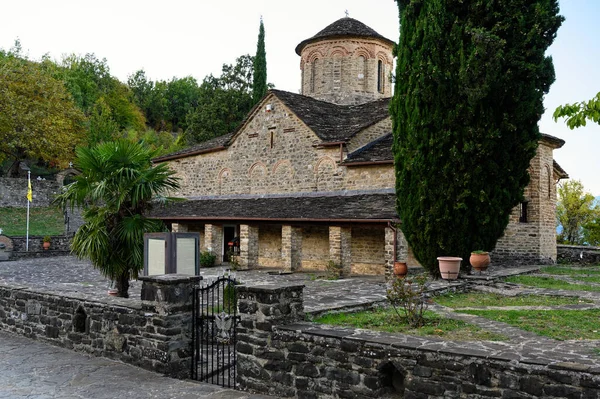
(239, 224, 259, 270)
(138, 274, 202, 378)
(171, 223, 188, 233)
(236, 283, 305, 395)
(384, 226, 395, 278)
(329, 226, 352, 276)
(204, 224, 223, 264)
(282, 225, 302, 272)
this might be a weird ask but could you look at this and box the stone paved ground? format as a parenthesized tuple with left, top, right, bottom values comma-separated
(0, 330, 272, 399)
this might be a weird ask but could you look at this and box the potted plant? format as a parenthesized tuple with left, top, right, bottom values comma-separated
(42, 236, 51, 250)
(393, 261, 408, 278)
(470, 250, 491, 272)
(437, 257, 462, 280)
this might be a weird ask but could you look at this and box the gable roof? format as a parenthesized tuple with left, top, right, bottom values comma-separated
(344, 133, 393, 164)
(271, 89, 390, 142)
(153, 90, 391, 163)
(295, 17, 396, 55)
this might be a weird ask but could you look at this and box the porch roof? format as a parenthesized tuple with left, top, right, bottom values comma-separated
(149, 193, 399, 223)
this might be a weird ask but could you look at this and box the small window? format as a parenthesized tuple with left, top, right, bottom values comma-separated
(377, 60, 384, 93)
(270, 131, 274, 149)
(311, 59, 318, 93)
(519, 201, 529, 223)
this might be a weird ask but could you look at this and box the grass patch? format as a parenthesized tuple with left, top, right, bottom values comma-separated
(541, 266, 600, 276)
(0, 206, 63, 236)
(434, 292, 591, 308)
(313, 308, 507, 341)
(459, 309, 600, 340)
(505, 276, 600, 292)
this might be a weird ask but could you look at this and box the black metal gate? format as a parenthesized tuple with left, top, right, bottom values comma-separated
(191, 275, 238, 388)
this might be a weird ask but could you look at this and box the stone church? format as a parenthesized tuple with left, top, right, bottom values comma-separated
(150, 17, 568, 275)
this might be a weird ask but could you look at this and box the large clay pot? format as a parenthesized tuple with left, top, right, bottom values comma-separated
(42, 242, 50, 250)
(470, 252, 491, 272)
(393, 261, 408, 278)
(437, 257, 462, 280)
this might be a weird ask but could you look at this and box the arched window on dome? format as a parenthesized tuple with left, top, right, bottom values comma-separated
(311, 59, 318, 93)
(377, 60, 384, 93)
(358, 55, 366, 88)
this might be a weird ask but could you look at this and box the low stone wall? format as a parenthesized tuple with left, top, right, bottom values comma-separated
(0, 274, 200, 378)
(558, 244, 600, 265)
(237, 284, 600, 398)
(0, 177, 61, 207)
(3, 235, 72, 259)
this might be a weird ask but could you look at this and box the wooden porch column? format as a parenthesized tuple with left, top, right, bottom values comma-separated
(282, 225, 302, 272)
(239, 224, 259, 270)
(329, 226, 352, 277)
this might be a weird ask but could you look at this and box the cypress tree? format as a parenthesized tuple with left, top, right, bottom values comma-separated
(252, 17, 267, 104)
(391, 0, 563, 276)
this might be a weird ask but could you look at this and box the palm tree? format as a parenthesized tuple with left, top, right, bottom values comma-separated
(55, 139, 180, 297)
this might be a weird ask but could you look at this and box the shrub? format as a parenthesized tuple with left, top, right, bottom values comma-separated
(386, 274, 429, 328)
(200, 251, 217, 268)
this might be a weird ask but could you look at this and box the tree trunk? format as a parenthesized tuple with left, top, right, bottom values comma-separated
(115, 271, 131, 298)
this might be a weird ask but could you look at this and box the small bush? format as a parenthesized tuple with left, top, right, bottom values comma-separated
(386, 274, 429, 328)
(326, 260, 343, 279)
(200, 251, 216, 268)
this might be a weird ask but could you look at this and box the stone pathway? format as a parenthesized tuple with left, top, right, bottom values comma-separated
(0, 330, 273, 399)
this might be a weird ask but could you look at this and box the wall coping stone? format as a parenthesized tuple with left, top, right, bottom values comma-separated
(139, 274, 202, 285)
(557, 244, 600, 251)
(237, 283, 305, 293)
(276, 321, 599, 371)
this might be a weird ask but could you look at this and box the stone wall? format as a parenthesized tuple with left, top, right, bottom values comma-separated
(0, 235, 72, 260)
(237, 284, 600, 398)
(351, 226, 385, 275)
(299, 38, 394, 105)
(258, 224, 283, 268)
(494, 140, 558, 266)
(0, 178, 61, 207)
(300, 226, 330, 271)
(165, 98, 392, 199)
(0, 274, 200, 379)
(558, 244, 600, 265)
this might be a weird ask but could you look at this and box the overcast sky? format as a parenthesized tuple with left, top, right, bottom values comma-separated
(2, 0, 599, 194)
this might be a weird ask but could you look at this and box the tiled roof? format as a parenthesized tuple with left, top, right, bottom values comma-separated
(149, 193, 398, 222)
(295, 17, 395, 55)
(272, 90, 390, 142)
(153, 133, 233, 163)
(553, 160, 569, 179)
(344, 133, 393, 164)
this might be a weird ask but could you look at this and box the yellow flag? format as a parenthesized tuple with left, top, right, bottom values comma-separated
(26, 178, 32, 202)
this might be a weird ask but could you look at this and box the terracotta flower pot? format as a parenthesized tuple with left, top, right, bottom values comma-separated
(393, 261, 408, 278)
(437, 257, 462, 280)
(108, 289, 119, 296)
(470, 252, 491, 272)
(42, 242, 50, 250)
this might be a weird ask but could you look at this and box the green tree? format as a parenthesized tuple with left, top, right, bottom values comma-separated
(0, 53, 85, 176)
(554, 92, 600, 129)
(165, 76, 200, 132)
(54, 140, 180, 297)
(557, 180, 599, 245)
(186, 55, 255, 143)
(391, 0, 563, 276)
(252, 18, 268, 104)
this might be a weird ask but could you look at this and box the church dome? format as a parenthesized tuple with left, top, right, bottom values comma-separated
(295, 17, 395, 55)
(296, 17, 395, 105)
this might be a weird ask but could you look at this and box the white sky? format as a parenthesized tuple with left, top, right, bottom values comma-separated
(1, 0, 599, 194)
